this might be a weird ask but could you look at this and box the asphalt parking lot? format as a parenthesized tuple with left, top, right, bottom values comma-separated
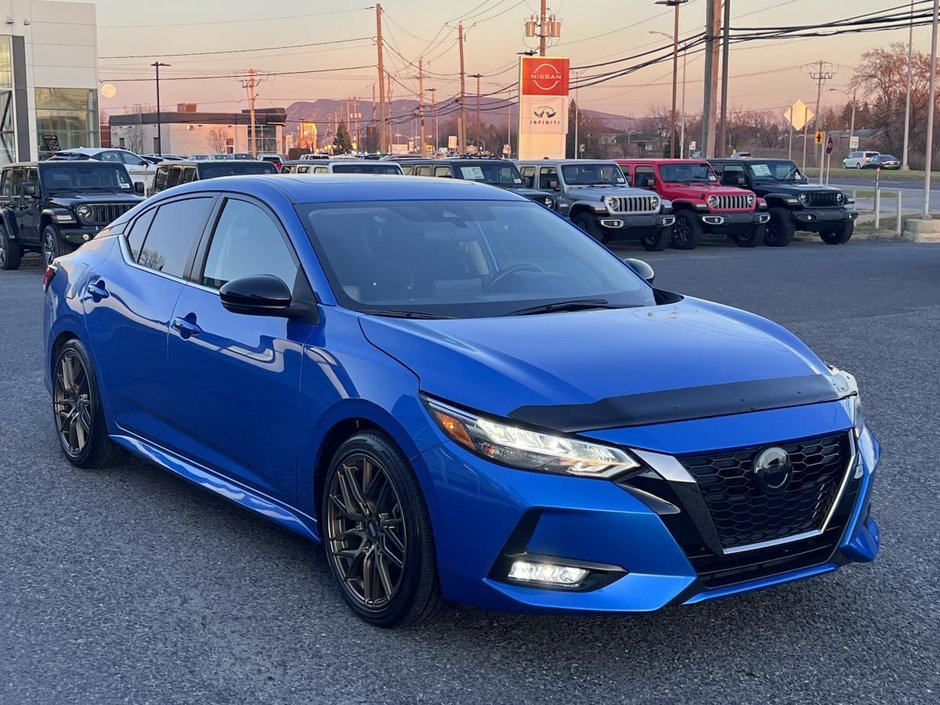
(2, 240, 939, 705)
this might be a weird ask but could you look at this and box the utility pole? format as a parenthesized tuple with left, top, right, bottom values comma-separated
(426, 87, 438, 151)
(680, 42, 688, 157)
(573, 71, 580, 159)
(469, 72, 482, 153)
(701, 0, 720, 157)
(386, 74, 393, 149)
(806, 60, 835, 175)
(922, 0, 938, 218)
(539, 0, 547, 56)
(902, 0, 915, 170)
(418, 58, 425, 154)
(718, 0, 731, 156)
(151, 61, 169, 156)
(458, 22, 466, 154)
(240, 68, 262, 157)
(376, 4, 386, 153)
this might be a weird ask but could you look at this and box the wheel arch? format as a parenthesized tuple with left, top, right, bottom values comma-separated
(567, 203, 600, 221)
(0, 207, 18, 237)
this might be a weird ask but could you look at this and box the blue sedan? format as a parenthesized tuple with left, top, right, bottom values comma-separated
(42, 175, 880, 627)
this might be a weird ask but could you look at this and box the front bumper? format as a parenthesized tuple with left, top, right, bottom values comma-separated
(59, 224, 107, 245)
(598, 212, 676, 238)
(793, 208, 858, 230)
(418, 402, 879, 614)
(698, 210, 770, 233)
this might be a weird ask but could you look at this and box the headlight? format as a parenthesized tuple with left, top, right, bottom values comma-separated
(798, 193, 810, 205)
(747, 194, 755, 207)
(543, 197, 554, 208)
(604, 195, 619, 211)
(650, 196, 660, 210)
(827, 364, 864, 439)
(424, 397, 640, 478)
(836, 192, 845, 203)
(75, 205, 93, 223)
(706, 195, 719, 208)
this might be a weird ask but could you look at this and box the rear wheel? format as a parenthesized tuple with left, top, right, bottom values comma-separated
(670, 210, 703, 250)
(52, 339, 122, 469)
(573, 211, 610, 244)
(819, 221, 854, 244)
(0, 224, 22, 270)
(42, 224, 75, 268)
(640, 227, 671, 252)
(730, 225, 765, 248)
(764, 207, 796, 247)
(322, 431, 443, 628)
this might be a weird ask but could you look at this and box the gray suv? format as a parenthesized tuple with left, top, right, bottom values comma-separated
(516, 160, 675, 250)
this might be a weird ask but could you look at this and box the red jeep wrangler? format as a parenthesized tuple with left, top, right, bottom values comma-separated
(618, 159, 770, 249)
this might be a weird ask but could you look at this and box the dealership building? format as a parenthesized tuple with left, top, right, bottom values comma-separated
(109, 105, 287, 157)
(1, 0, 100, 163)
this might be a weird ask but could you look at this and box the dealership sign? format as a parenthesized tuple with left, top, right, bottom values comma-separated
(518, 56, 570, 159)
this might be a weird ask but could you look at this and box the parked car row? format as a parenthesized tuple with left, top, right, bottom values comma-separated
(841, 150, 901, 170)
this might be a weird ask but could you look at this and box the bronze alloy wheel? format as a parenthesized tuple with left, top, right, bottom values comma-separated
(53, 348, 93, 456)
(325, 452, 407, 610)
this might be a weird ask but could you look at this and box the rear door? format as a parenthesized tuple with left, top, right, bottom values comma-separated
(165, 195, 313, 501)
(82, 196, 215, 442)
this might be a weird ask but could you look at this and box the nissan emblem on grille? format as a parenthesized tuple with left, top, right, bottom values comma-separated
(753, 447, 792, 494)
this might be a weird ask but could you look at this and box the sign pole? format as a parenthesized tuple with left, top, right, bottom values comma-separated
(787, 108, 794, 161)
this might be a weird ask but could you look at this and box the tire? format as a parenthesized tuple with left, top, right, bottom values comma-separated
(670, 210, 703, 250)
(819, 221, 854, 245)
(0, 224, 22, 271)
(572, 211, 610, 244)
(730, 225, 765, 248)
(322, 431, 444, 629)
(52, 338, 123, 469)
(42, 224, 75, 268)
(640, 226, 671, 251)
(764, 207, 796, 247)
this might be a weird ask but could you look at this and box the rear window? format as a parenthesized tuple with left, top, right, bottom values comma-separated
(198, 162, 277, 179)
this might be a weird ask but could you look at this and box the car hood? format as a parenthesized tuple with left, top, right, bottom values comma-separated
(47, 194, 144, 206)
(500, 186, 554, 199)
(663, 183, 753, 200)
(360, 297, 835, 432)
(567, 185, 648, 199)
(756, 182, 843, 195)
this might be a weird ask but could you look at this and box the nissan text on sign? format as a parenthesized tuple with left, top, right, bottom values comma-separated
(518, 56, 570, 160)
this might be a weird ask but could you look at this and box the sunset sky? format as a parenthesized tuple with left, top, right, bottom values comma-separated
(89, 0, 935, 120)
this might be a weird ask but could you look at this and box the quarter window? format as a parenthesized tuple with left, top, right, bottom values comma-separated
(126, 208, 156, 261)
(433, 165, 452, 178)
(200, 199, 298, 291)
(136, 197, 213, 277)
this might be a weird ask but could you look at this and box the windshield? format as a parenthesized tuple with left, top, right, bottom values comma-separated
(299, 200, 654, 318)
(659, 163, 717, 184)
(40, 163, 134, 192)
(199, 162, 277, 178)
(456, 162, 523, 186)
(561, 163, 626, 186)
(746, 160, 804, 182)
(330, 163, 402, 175)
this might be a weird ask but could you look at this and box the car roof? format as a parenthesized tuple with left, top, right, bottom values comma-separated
(152, 174, 526, 204)
(516, 159, 620, 165)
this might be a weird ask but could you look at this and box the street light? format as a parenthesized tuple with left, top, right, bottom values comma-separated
(651, 30, 688, 158)
(654, 0, 688, 159)
(902, 0, 916, 170)
(150, 61, 170, 156)
(922, 0, 938, 218)
(829, 87, 857, 148)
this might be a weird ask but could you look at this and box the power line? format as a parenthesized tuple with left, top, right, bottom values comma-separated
(100, 36, 374, 60)
(99, 6, 374, 30)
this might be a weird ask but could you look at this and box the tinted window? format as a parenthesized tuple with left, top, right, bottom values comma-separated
(136, 198, 213, 277)
(455, 162, 522, 185)
(538, 167, 557, 190)
(40, 164, 134, 192)
(180, 167, 197, 184)
(200, 199, 297, 290)
(198, 162, 277, 179)
(330, 163, 402, 175)
(166, 166, 182, 188)
(98, 151, 123, 163)
(126, 208, 157, 261)
(153, 167, 169, 192)
(634, 166, 655, 188)
(121, 152, 147, 166)
(561, 163, 625, 185)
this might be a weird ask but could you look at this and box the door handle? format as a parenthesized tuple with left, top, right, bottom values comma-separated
(86, 281, 109, 300)
(171, 316, 202, 338)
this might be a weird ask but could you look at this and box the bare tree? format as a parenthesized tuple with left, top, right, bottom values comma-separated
(206, 128, 229, 154)
(124, 125, 145, 155)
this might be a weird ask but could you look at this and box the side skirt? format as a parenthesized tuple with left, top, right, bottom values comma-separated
(110, 433, 321, 543)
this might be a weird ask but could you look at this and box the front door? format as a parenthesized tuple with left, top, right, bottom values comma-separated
(166, 196, 314, 502)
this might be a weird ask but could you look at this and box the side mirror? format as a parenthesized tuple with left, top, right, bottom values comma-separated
(220, 275, 293, 316)
(21, 182, 37, 197)
(624, 257, 655, 284)
(134, 181, 145, 195)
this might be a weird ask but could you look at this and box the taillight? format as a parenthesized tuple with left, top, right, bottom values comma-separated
(42, 263, 58, 292)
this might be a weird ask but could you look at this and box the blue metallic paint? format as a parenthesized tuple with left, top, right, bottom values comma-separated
(43, 175, 880, 617)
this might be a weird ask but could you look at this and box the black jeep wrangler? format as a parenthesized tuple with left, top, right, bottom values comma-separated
(0, 160, 144, 269)
(398, 158, 557, 210)
(710, 158, 857, 246)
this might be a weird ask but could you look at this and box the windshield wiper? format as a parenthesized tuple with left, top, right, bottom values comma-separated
(366, 309, 455, 320)
(506, 298, 620, 316)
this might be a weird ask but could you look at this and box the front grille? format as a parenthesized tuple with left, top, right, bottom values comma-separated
(609, 195, 659, 214)
(713, 194, 753, 211)
(807, 191, 841, 208)
(678, 433, 851, 550)
(83, 203, 137, 226)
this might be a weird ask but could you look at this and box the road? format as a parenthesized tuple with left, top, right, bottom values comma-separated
(2, 241, 939, 705)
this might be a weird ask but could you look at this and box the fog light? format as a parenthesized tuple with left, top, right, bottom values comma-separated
(82, 233, 91, 241)
(507, 560, 588, 586)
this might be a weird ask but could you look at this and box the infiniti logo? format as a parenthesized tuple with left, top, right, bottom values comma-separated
(753, 447, 792, 494)
(532, 105, 557, 118)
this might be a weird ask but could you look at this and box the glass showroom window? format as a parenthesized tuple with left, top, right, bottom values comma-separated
(0, 36, 15, 165)
(35, 88, 99, 159)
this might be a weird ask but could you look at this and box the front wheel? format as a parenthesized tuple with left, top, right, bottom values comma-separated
(322, 432, 443, 628)
(572, 212, 610, 244)
(42, 224, 75, 268)
(670, 210, 703, 250)
(0, 224, 22, 270)
(764, 207, 796, 247)
(819, 221, 854, 244)
(730, 225, 765, 248)
(640, 227, 671, 251)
